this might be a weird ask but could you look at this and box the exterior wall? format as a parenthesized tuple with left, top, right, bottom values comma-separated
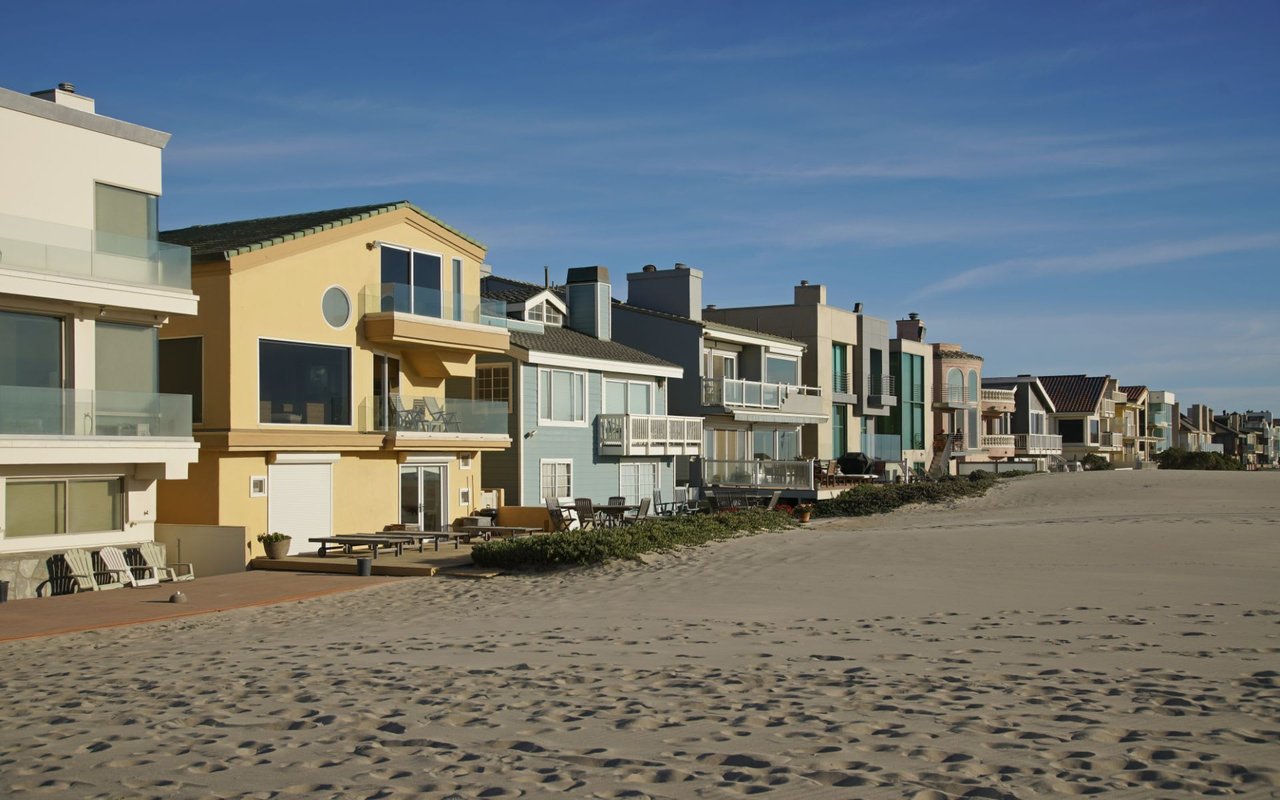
(889, 337, 933, 473)
(611, 307, 702, 415)
(933, 349, 984, 465)
(154, 523, 248, 576)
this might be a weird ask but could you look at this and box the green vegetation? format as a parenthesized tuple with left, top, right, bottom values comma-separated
(1154, 448, 1243, 471)
(1081, 453, 1114, 471)
(470, 508, 794, 570)
(257, 532, 290, 543)
(814, 472, 1012, 518)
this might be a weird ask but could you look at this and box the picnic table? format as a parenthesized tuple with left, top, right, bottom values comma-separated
(309, 534, 415, 558)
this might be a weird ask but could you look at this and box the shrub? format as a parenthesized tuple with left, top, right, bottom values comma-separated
(997, 470, 1034, 479)
(471, 509, 795, 570)
(1154, 448, 1243, 471)
(814, 472, 998, 519)
(257, 532, 290, 543)
(1081, 453, 1113, 471)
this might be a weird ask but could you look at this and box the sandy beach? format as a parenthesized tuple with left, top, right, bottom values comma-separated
(2, 469, 1278, 799)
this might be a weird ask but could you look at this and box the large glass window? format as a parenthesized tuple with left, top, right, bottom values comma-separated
(604, 379, 654, 415)
(832, 403, 847, 458)
(538, 369, 585, 424)
(1059, 419, 1085, 444)
(765, 355, 798, 385)
(968, 369, 979, 402)
(475, 364, 511, 410)
(619, 462, 658, 505)
(947, 368, 964, 403)
(259, 340, 351, 425)
(832, 343, 848, 393)
(0, 310, 62, 388)
(540, 460, 572, 500)
(97, 322, 157, 394)
(95, 183, 158, 257)
(380, 245, 442, 318)
(5, 478, 124, 536)
(159, 337, 202, 424)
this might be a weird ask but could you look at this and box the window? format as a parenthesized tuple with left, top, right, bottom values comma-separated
(705, 427, 748, 461)
(604, 379, 654, 415)
(380, 245, 441, 317)
(832, 404, 848, 458)
(619, 462, 658, 505)
(947, 368, 964, 403)
(259, 339, 351, 425)
(765, 355, 798, 385)
(0, 310, 62, 389)
(97, 323, 158, 401)
(526, 301, 563, 325)
(832, 344, 849, 393)
(540, 459, 572, 500)
(459, 453, 473, 469)
(968, 369, 979, 403)
(250, 476, 267, 497)
(451, 258, 463, 322)
(475, 364, 511, 410)
(537, 368, 585, 424)
(1030, 411, 1045, 435)
(159, 337, 203, 424)
(5, 477, 124, 536)
(1058, 419, 1084, 444)
(459, 486, 472, 507)
(95, 183, 157, 257)
(322, 286, 351, 328)
(1090, 418, 1100, 442)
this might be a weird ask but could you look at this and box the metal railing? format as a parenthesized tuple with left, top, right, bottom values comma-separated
(1013, 433, 1063, 453)
(860, 433, 903, 461)
(361, 282, 508, 326)
(701, 377, 822, 411)
(935, 385, 967, 405)
(866, 374, 897, 397)
(0, 211, 191, 291)
(832, 371, 854, 394)
(359, 395, 508, 435)
(597, 414, 702, 455)
(0, 385, 192, 437)
(980, 388, 1016, 405)
(980, 434, 1015, 450)
(699, 459, 814, 490)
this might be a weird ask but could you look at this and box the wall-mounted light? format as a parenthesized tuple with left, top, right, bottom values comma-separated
(98, 306, 107, 317)
(524, 429, 537, 439)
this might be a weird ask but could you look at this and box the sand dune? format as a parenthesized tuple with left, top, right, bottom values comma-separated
(2, 470, 1278, 798)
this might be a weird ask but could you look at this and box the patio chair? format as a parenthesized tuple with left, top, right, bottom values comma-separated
(424, 397, 461, 432)
(138, 541, 195, 582)
(391, 395, 421, 431)
(64, 548, 127, 592)
(622, 496, 651, 526)
(608, 495, 626, 506)
(101, 546, 160, 587)
(573, 498, 597, 530)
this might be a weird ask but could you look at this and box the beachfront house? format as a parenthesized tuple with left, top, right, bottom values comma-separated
(1040, 374, 1128, 465)
(155, 202, 512, 565)
(478, 268, 687, 506)
(884, 313, 934, 478)
(702, 282, 900, 471)
(1178, 404, 1221, 454)
(980, 375, 1064, 472)
(611, 265, 825, 497)
(0, 84, 199, 598)
(1149, 390, 1176, 454)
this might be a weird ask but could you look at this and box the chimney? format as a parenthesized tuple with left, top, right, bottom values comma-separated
(625, 263, 703, 321)
(794, 281, 826, 305)
(30, 82, 96, 114)
(896, 312, 926, 342)
(565, 266, 612, 341)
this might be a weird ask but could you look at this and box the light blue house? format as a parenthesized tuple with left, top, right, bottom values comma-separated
(478, 267, 692, 506)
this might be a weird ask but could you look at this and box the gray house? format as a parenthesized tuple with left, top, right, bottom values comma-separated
(478, 268, 689, 506)
(982, 374, 1064, 471)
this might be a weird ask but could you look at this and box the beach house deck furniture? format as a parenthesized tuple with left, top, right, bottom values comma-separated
(138, 541, 195, 582)
(309, 534, 415, 558)
(369, 529, 455, 551)
(100, 546, 160, 587)
(621, 496, 651, 525)
(62, 549, 128, 593)
(423, 397, 461, 432)
(574, 498, 598, 530)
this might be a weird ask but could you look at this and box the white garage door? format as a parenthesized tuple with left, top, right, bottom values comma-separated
(268, 462, 333, 555)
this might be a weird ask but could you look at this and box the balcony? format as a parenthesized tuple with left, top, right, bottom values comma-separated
(865, 374, 897, 408)
(860, 433, 903, 462)
(361, 283, 511, 371)
(597, 414, 702, 457)
(0, 385, 192, 438)
(1100, 399, 1116, 418)
(701, 378, 823, 417)
(831, 371, 858, 403)
(1096, 432, 1123, 450)
(980, 388, 1016, 414)
(699, 459, 814, 491)
(359, 395, 510, 448)
(980, 434, 1016, 457)
(1014, 433, 1063, 455)
(934, 385, 968, 408)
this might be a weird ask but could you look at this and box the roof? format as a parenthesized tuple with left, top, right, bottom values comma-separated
(1040, 374, 1109, 414)
(160, 201, 484, 262)
(935, 348, 984, 361)
(509, 326, 678, 369)
(1119, 385, 1148, 402)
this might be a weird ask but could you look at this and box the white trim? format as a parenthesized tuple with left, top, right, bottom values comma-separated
(256, 336, 355, 429)
(401, 454, 454, 465)
(524, 350, 682, 379)
(538, 458, 573, 501)
(474, 362, 513, 412)
(249, 475, 268, 497)
(270, 452, 341, 464)
(706, 327, 804, 355)
(536, 367, 588, 427)
(603, 377, 656, 416)
(320, 284, 353, 330)
(458, 453, 473, 469)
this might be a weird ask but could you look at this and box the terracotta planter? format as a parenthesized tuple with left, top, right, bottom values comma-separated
(263, 538, 292, 559)
(796, 511, 812, 524)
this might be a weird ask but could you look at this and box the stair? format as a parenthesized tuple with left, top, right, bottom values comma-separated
(928, 433, 954, 476)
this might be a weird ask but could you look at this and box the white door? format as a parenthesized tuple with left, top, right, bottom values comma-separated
(268, 462, 333, 554)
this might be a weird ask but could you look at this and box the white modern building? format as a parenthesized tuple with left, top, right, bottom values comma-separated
(0, 83, 198, 596)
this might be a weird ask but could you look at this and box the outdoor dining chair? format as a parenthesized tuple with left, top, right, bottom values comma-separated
(574, 498, 597, 530)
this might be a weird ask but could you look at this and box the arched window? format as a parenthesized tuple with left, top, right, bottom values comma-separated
(968, 369, 979, 402)
(947, 368, 963, 403)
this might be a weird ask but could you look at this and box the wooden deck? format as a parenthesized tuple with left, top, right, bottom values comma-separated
(250, 542, 483, 578)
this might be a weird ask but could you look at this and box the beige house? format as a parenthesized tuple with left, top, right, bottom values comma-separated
(0, 84, 198, 597)
(156, 202, 510, 566)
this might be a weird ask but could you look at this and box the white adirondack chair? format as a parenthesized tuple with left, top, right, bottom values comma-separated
(100, 546, 160, 587)
(138, 541, 195, 582)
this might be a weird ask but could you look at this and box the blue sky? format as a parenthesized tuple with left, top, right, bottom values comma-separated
(6, 0, 1278, 411)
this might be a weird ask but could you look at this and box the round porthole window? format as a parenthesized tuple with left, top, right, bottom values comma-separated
(322, 286, 351, 328)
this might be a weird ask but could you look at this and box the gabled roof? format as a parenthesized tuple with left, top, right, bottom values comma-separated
(161, 201, 483, 262)
(1040, 374, 1109, 414)
(934, 347, 985, 361)
(508, 326, 678, 369)
(1119, 385, 1148, 403)
(982, 375, 1057, 414)
(481, 275, 551, 304)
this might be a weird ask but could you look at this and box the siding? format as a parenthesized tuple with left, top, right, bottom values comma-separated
(476, 354, 521, 501)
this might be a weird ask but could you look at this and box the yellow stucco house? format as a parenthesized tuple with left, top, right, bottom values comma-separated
(156, 202, 511, 563)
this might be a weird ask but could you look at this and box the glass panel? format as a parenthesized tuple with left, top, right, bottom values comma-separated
(413, 252, 442, 317)
(572, 373, 584, 420)
(159, 337, 202, 424)
(322, 287, 351, 327)
(95, 183, 157, 258)
(551, 371, 572, 419)
(400, 467, 420, 526)
(259, 340, 351, 425)
(380, 247, 411, 312)
(0, 310, 62, 388)
(605, 380, 626, 414)
(67, 478, 123, 533)
(753, 429, 774, 459)
(968, 369, 979, 402)
(832, 404, 846, 458)
(5, 481, 64, 536)
(629, 383, 652, 414)
(538, 370, 551, 419)
(765, 355, 797, 385)
(778, 429, 799, 459)
(97, 322, 157, 394)
(451, 258, 463, 322)
(420, 466, 443, 531)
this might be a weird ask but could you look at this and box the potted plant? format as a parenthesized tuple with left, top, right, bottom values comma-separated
(794, 503, 815, 524)
(258, 531, 292, 559)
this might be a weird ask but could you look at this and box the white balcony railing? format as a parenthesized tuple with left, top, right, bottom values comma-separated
(0, 211, 191, 291)
(980, 434, 1016, 450)
(1096, 431, 1123, 449)
(1101, 399, 1116, 418)
(1014, 433, 1063, 454)
(0, 385, 192, 437)
(598, 414, 702, 457)
(702, 378, 823, 414)
(980, 388, 1016, 406)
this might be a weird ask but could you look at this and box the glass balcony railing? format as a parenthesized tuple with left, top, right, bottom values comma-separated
(701, 378, 823, 414)
(699, 459, 814, 490)
(860, 433, 903, 461)
(0, 211, 191, 291)
(0, 385, 192, 437)
(935, 385, 967, 405)
(359, 395, 508, 436)
(361, 283, 508, 327)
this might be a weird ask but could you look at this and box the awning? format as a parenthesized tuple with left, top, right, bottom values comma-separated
(731, 410, 828, 425)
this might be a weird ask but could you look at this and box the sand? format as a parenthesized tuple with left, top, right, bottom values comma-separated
(1, 469, 1278, 799)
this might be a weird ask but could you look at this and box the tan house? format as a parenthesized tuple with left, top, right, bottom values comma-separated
(156, 202, 510, 566)
(1041, 374, 1127, 464)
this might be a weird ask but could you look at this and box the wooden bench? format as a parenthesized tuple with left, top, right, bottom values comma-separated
(458, 525, 542, 542)
(309, 534, 415, 558)
(363, 531, 459, 552)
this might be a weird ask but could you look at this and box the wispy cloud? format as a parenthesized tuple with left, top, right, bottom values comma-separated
(922, 233, 1280, 296)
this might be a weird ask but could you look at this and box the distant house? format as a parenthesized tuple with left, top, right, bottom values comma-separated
(1148, 390, 1177, 454)
(479, 268, 687, 506)
(1178, 404, 1220, 454)
(1040, 374, 1128, 464)
(981, 375, 1063, 472)
(886, 314, 934, 476)
(156, 201, 512, 563)
(931, 341, 1019, 472)
(1116, 386, 1160, 467)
